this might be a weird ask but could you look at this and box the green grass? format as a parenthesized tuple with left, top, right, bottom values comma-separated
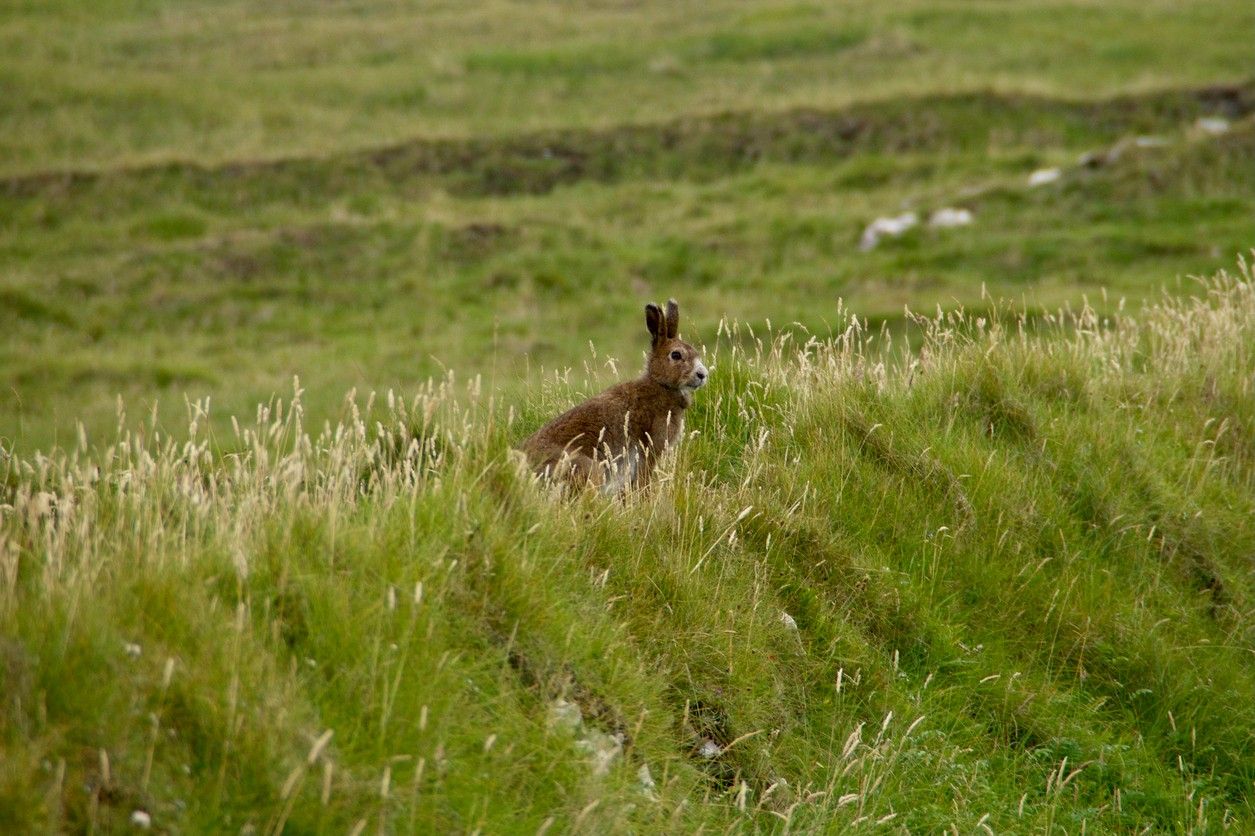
(4, 271, 1255, 831)
(1, 1, 1251, 175)
(3, 90, 1253, 452)
(2, 3, 1255, 827)
(2, 1, 1253, 453)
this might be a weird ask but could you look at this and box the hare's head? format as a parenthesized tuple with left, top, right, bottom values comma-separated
(645, 299, 708, 394)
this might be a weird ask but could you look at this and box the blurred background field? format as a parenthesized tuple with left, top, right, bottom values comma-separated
(2, 0, 1253, 452)
(2, 0, 1250, 172)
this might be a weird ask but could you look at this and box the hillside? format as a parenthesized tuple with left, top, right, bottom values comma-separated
(2, 1, 1249, 176)
(3, 2, 1255, 829)
(4, 267, 1255, 831)
(4, 87, 1254, 454)
(4, 2, 1255, 455)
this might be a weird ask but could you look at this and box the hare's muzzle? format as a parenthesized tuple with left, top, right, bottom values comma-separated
(687, 361, 709, 389)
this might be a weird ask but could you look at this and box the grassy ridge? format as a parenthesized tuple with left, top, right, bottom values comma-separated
(6, 82, 1251, 199)
(3, 268, 1255, 831)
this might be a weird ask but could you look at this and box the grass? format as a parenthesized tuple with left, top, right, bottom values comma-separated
(3, 85, 1254, 453)
(2, 2, 1252, 453)
(4, 267, 1255, 830)
(1, 1, 1250, 175)
(2, 2, 1255, 827)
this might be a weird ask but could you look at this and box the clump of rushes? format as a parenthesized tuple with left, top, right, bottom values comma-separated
(3, 263, 1255, 832)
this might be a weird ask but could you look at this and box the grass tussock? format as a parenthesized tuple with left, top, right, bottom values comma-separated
(4, 263, 1255, 831)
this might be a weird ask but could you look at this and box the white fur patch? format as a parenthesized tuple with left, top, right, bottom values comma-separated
(600, 446, 641, 495)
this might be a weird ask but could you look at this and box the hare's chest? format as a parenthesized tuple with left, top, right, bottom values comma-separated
(660, 416, 684, 449)
(651, 412, 684, 450)
(601, 445, 643, 495)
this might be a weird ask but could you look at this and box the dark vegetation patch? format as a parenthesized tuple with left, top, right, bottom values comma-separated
(465, 43, 639, 76)
(3, 81, 1251, 212)
(0, 286, 76, 331)
(6, 358, 216, 390)
(138, 212, 207, 242)
(959, 367, 1039, 443)
(435, 222, 517, 265)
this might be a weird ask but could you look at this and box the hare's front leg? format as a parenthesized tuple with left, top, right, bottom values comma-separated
(540, 451, 603, 490)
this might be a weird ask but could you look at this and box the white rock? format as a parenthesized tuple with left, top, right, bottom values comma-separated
(130, 810, 152, 829)
(698, 739, 722, 759)
(546, 699, 582, 735)
(779, 611, 799, 631)
(859, 211, 919, 251)
(123, 643, 142, 659)
(576, 729, 623, 776)
(1196, 117, 1230, 135)
(1078, 144, 1124, 167)
(1028, 168, 1062, 187)
(638, 763, 657, 792)
(928, 207, 974, 228)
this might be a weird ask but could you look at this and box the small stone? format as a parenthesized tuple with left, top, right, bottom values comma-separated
(130, 810, 151, 829)
(1078, 145, 1124, 168)
(546, 699, 582, 735)
(123, 643, 142, 659)
(1028, 168, 1061, 187)
(576, 729, 623, 776)
(1196, 117, 1230, 136)
(698, 739, 722, 759)
(928, 207, 974, 228)
(859, 211, 919, 251)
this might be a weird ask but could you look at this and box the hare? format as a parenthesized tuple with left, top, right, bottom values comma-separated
(521, 299, 708, 492)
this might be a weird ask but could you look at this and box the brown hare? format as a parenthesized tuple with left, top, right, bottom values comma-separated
(521, 299, 708, 492)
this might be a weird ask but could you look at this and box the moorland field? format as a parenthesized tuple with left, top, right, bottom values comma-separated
(2, 0, 1255, 831)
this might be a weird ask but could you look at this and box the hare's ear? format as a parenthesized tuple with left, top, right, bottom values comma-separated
(645, 302, 664, 347)
(664, 299, 680, 340)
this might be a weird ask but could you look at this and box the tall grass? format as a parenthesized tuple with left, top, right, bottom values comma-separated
(3, 263, 1255, 831)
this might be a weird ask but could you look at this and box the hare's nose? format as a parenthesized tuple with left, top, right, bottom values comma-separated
(696, 369, 707, 380)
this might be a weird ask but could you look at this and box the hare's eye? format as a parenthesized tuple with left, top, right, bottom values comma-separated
(670, 350, 683, 361)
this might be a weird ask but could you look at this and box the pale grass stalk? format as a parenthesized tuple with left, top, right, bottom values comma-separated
(140, 657, 177, 792)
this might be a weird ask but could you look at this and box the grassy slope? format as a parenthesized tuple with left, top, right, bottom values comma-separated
(1, 1, 1250, 175)
(2, 1, 1253, 453)
(2, 4, 1255, 828)
(4, 91, 1254, 453)
(3, 271, 1255, 831)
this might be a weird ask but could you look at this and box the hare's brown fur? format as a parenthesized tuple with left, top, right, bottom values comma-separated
(521, 299, 708, 491)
